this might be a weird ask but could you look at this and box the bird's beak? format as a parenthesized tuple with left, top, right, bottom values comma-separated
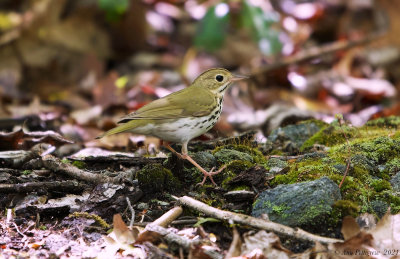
(230, 74, 249, 82)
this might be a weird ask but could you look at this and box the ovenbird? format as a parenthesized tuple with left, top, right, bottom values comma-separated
(97, 68, 247, 185)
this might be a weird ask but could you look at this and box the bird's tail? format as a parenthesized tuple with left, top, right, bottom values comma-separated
(96, 120, 147, 139)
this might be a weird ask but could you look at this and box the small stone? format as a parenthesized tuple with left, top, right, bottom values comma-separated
(190, 151, 217, 169)
(356, 213, 376, 230)
(267, 120, 323, 154)
(370, 200, 389, 218)
(137, 202, 149, 210)
(266, 158, 289, 175)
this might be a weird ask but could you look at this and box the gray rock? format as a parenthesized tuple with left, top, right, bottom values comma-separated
(267, 121, 322, 154)
(390, 171, 400, 192)
(266, 158, 288, 175)
(370, 200, 389, 218)
(214, 149, 253, 164)
(252, 177, 341, 227)
(191, 151, 217, 169)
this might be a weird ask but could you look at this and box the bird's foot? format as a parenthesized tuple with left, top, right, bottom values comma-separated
(163, 142, 227, 186)
(198, 165, 227, 186)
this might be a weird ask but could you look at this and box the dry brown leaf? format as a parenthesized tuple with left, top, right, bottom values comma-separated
(342, 216, 361, 240)
(112, 214, 137, 245)
(0, 129, 73, 151)
(369, 211, 400, 250)
(329, 212, 400, 258)
(231, 231, 292, 259)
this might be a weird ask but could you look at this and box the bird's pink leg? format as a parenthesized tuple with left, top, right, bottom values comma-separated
(163, 142, 225, 186)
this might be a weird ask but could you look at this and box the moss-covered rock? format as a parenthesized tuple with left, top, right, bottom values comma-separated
(252, 177, 341, 228)
(189, 151, 217, 169)
(271, 158, 340, 186)
(353, 136, 400, 164)
(213, 144, 266, 163)
(366, 116, 400, 128)
(136, 163, 181, 194)
(265, 158, 288, 174)
(370, 200, 389, 218)
(213, 149, 254, 164)
(301, 120, 357, 151)
(384, 158, 400, 176)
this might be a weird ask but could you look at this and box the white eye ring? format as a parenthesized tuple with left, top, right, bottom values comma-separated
(216, 75, 224, 82)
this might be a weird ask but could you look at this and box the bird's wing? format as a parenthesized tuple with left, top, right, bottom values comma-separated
(118, 86, 216, 123)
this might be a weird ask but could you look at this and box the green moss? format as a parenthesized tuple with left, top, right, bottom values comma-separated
(301, 120, 357, 151)
(299, 204, 331, 226)
(136, 163, 181, 193)
(61, 158, 70, 164)
(353, 136, 400, 164)
(72, 160, 86, 169)
(371, 179, 392, 192)
(231, 185, 251, 191)
(22, 170, 31, 175)
(330, 200, 360, 225)
(384, 158, 400, 175)
(366, 116, 400, 128)
(256, 200, 290, 219)
(69, 212, 110, 229)
(225, 160, 253, 174)
(265, 116, 400, 221)
(220, 160, 254, 189)
(299, 119, 328, 128)
(265, 158, 288, 171)
(213, 149, 254, 164)
(351, 165, 369, 181)
(213, 144, 266, 163)
(271, 159, 339, 186)
(388, 195, 400, 213)
(39, 225, 47, 230)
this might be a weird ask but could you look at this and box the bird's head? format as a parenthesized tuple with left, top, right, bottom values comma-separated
(192, 68, 248, 95)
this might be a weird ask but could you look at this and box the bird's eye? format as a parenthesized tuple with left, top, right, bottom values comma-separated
(216, 75, 224, 82)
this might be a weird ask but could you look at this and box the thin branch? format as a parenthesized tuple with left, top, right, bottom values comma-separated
(126, 197, 135, 229)
(149, 206, 183, 228)
(41, 155, 121, 184)
(144, 224, 197, 250)
(251, 31, 386, 76)
(174, 195, 342, 245)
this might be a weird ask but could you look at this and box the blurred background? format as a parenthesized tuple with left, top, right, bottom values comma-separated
(0, 0, 399, 152)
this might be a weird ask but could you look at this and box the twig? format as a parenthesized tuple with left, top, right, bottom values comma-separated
(0, 180, 87, 193)
(149, 206, 183, 228)
(137, 206, 196, 253)
(144, 224, 197, 250)
(12, 222, 27, 239)
(126, 197, 135, 228)
(41, 155, 121, 184)
(251, 31, 386, 76)
(132, 219, 198, 227)
(174, 196, 342, 245)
